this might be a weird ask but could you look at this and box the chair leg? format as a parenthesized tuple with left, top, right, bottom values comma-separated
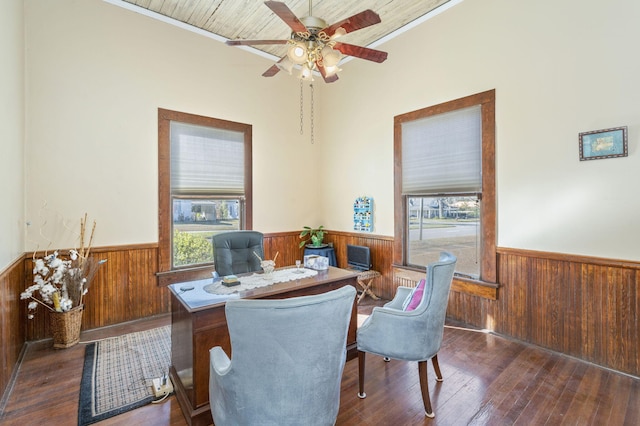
(357, 351, 367, 399)
(432, 354, 444, 382)
(418, 360, 435, 418)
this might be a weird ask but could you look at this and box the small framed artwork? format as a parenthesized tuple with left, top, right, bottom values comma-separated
(579, 126, 628, 161)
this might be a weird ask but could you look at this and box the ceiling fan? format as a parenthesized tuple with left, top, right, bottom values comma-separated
(225, 1, 388, 83)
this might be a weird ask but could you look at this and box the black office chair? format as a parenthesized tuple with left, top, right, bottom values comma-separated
(212, 231, 264, 276)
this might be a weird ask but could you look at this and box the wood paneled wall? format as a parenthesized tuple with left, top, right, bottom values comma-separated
(4, 233, 638, 403)
(17, 232, 395, 342)
(321, 231, 396, 299)
(446, 248, 640, 377)
(0, 257, 26, 407)
(24, 244, 168, 341)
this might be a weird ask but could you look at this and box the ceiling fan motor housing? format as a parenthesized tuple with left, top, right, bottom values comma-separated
(300, 15, 328, 33)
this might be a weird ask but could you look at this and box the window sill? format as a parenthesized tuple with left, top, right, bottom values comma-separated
(451, 276, 498, 300)
(392, 265, 498, 300)
(156, 265, 214, 287)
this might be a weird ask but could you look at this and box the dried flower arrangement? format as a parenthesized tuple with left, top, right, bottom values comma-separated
(21, 214, 106, 318)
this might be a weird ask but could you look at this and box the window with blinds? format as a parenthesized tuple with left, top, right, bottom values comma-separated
(158, 109, 252, 271)
(401, 106, 482, 196)
(394, 91, 496, 283)
(170, 122, 245, 195)
(169, 121, 248, 268)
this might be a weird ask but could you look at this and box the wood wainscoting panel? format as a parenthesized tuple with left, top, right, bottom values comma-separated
(23, 244, 168, 341)
(262, 231, 304, 268)
(0, 256, 26, 407)
(323, 231, 396, 300)
(12, 236, 640, 378)
(446, 248, 640, 377)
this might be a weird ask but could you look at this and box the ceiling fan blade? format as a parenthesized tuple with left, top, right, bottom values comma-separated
(316, 61, 339, 83)
(333, 42, 388, 63)
(264, 1, 308, 34)
(320, 10, 381, 38)
(226, 39, 289, 46)
(262, 63, 281, 77)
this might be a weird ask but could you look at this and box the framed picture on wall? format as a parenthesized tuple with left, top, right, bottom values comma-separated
(579, 126, 628, 161)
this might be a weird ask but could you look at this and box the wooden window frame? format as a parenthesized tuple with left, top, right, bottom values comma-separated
(157, 108, 252, 284)
(393, 90, 496, 286)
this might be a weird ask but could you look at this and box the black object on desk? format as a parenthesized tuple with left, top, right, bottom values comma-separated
(304, 246, 337, 267)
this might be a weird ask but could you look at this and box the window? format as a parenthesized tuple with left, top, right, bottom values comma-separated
(158, 109, 252, 274)
(393, 90, 496, 284)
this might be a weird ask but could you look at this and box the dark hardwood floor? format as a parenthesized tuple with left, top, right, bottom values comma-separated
(2, 298, 639, 425)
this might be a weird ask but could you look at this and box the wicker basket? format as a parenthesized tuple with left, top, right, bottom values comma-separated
(49, 305, 84, 349)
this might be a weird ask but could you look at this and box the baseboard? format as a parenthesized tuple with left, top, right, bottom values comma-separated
(0, 342, 28, 416)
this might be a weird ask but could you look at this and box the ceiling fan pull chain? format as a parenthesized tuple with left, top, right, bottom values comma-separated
(310, 83, 315, 144)
(299, 79, 304, 135)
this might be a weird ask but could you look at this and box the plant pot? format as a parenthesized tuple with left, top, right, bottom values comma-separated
(49, 305, 84, 349)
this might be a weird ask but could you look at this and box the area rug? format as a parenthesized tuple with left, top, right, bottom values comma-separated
(78, 326, 171, 425)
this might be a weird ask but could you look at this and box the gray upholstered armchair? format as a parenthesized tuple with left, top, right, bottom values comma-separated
(212, 230, 264, 276)
(356, 252, 457, 418)
(209, 285, 357, 426)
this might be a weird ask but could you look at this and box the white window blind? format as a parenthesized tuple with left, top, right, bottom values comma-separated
(402, 105, 482, 195)
(170, 121, 245, 195)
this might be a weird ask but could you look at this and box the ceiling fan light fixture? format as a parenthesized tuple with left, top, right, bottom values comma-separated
(320, 46, 341, 67)
(324, 65, 341, 77)
(225, 1, 386, 83)
(287, 41, 308, 64)
(276, 57, 295, 74)
(331, 27, 347, 39)
(300, 63, 314, 81)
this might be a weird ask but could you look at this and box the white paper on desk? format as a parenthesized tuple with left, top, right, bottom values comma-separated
(170, 278, 239, 309)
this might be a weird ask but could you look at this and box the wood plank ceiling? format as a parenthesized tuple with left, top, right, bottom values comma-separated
(117, 0, 452, 59)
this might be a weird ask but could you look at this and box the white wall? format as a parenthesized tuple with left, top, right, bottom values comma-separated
(321, 0, 640, 261)
(21, 0, 640, 262)
(23, 0, 323, 250)
(0, 0, 25, 269)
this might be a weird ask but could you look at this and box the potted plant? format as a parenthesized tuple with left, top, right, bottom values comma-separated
(299, 225, 327, 248)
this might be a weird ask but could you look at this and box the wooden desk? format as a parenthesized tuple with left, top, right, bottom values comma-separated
(168, 267, 359, 426)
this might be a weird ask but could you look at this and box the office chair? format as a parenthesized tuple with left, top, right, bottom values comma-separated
(209, 285, 356, 425)
(212, 230, 264, 276)
(356, 252, 457, 418)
